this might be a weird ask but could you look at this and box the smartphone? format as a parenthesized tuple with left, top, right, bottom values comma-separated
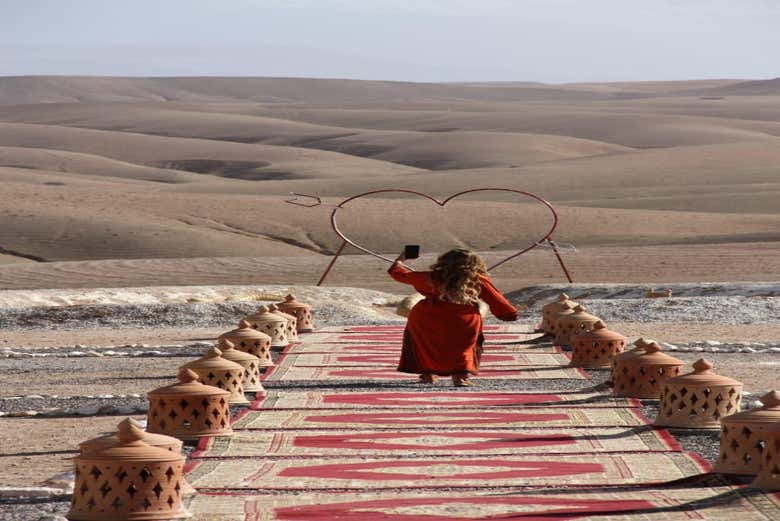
(404, 244, 420, 259)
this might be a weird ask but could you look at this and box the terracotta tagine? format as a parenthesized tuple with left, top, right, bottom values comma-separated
(218, 320, 273, 368)
(548, 301, 575, 338)
(244, 305, 289, 347)
(268, 303, 299, 342)
(182, 347, 248, 404)
(217, 339, 264, 394)
(715, 391, 780, 475)
(555, 305, 600, 346)
(147, 368, 232, 441)
(569, 320, 627, 368)
(752, 419, 780, 491)
(276, 294, 315, 332)
(655, 359, 743, 429)
(79, 418, 196, 497)
(541, 293, 577, 334)
(612, 342, 684, 399)
(68, 419, 188, 521)
(610, 337, 651, 383)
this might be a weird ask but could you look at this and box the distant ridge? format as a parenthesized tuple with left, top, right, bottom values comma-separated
(0, 76, 762, 106)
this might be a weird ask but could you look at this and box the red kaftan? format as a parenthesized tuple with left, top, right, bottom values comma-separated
(388, 262, 519, 376)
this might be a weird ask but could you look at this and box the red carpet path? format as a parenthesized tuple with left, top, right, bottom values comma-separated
(184, 325, 780, 520)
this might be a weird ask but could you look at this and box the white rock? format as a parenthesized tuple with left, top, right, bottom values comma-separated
(116, 406, 140, 415)
(769, 347, 780, 353)
(37, 514, 68, 521)
(742, 347, 757, 353)
(0, 486, 68, 498)
(128, 393, 141, 398)
(705, 340, 721, 346)
(690, 346, 704, 352)
(86, 351, 104, 357)
(96, 394, 114, 399)
(103, 350, 118, 356)
(25, 395, 45, 399)
(705, 347, 720, 353)
(7, 410, 40, 417)
(68, 351, 86, 357)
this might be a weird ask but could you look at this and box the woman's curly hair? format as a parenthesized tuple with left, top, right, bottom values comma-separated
(430, 249, 487, 305)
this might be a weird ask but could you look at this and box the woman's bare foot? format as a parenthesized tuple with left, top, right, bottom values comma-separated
(419, 373, 437, 384)
(452, 374, 473, 387)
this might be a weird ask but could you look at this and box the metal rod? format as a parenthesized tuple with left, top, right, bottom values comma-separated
(317, 240, 348, 286)
(548, 239, 574, 283)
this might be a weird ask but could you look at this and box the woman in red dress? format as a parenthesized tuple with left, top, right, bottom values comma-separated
(388, 248, 519, 386)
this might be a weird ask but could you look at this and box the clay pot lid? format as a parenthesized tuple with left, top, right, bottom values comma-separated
(80, 418, 182, 454)
(666, 358, 742, 386)
(220, 320, 272, 341)
(78, 419, 183, 463)
(615, 338, 651, 361)
(268, 304, 296, 321)
(551, 302, 575, 315)
(723, 391, 780, 426)
(247, 305, 286, 323)
(217, 339, 260, 363)
(542, 293, 574, 311)
(149, 368, 229, 397)
(278, 294, 310, 310)
(184, 347, 245, 372)
(635, 342, 684, 366)
(562, 305, 599, 322)
(571, 321, 626, 342)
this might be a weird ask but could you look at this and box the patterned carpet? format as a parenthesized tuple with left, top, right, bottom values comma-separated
(184, 325, 780, 519)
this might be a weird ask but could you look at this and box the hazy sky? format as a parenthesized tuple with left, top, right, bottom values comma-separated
(2, 0, 779, 82)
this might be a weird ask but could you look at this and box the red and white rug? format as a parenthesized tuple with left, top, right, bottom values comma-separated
(186, 485, 780, 520)
(193, 426, 681, 458)
(262, 365, 588, 381)
(253, 390, 640, 409)
(186, 452, 708, 490)
(231, 407, 648, 430)
(275, 351, 570, 367)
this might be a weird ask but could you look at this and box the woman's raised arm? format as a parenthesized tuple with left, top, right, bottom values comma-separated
(479, 276, 519, 321)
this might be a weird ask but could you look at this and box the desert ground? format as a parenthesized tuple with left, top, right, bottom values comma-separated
(0, 77, 779, 519)
(0, 76, 779, 288)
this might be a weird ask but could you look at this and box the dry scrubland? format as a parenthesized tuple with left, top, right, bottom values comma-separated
(0, 76, 779, 288)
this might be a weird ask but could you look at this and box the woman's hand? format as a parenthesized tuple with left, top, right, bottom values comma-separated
(395, 250, 407, 263)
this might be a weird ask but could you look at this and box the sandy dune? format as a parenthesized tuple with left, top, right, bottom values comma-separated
(0, 76, 778, 287)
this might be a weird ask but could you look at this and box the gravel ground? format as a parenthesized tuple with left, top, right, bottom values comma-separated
(0, 364, 730, 521)
(1, 282, 778, 521)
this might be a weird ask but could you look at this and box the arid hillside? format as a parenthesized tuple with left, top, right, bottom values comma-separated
(0, 76, 778, 290)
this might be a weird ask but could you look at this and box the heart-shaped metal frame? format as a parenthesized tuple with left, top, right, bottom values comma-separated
(329, 188, 559, 272)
